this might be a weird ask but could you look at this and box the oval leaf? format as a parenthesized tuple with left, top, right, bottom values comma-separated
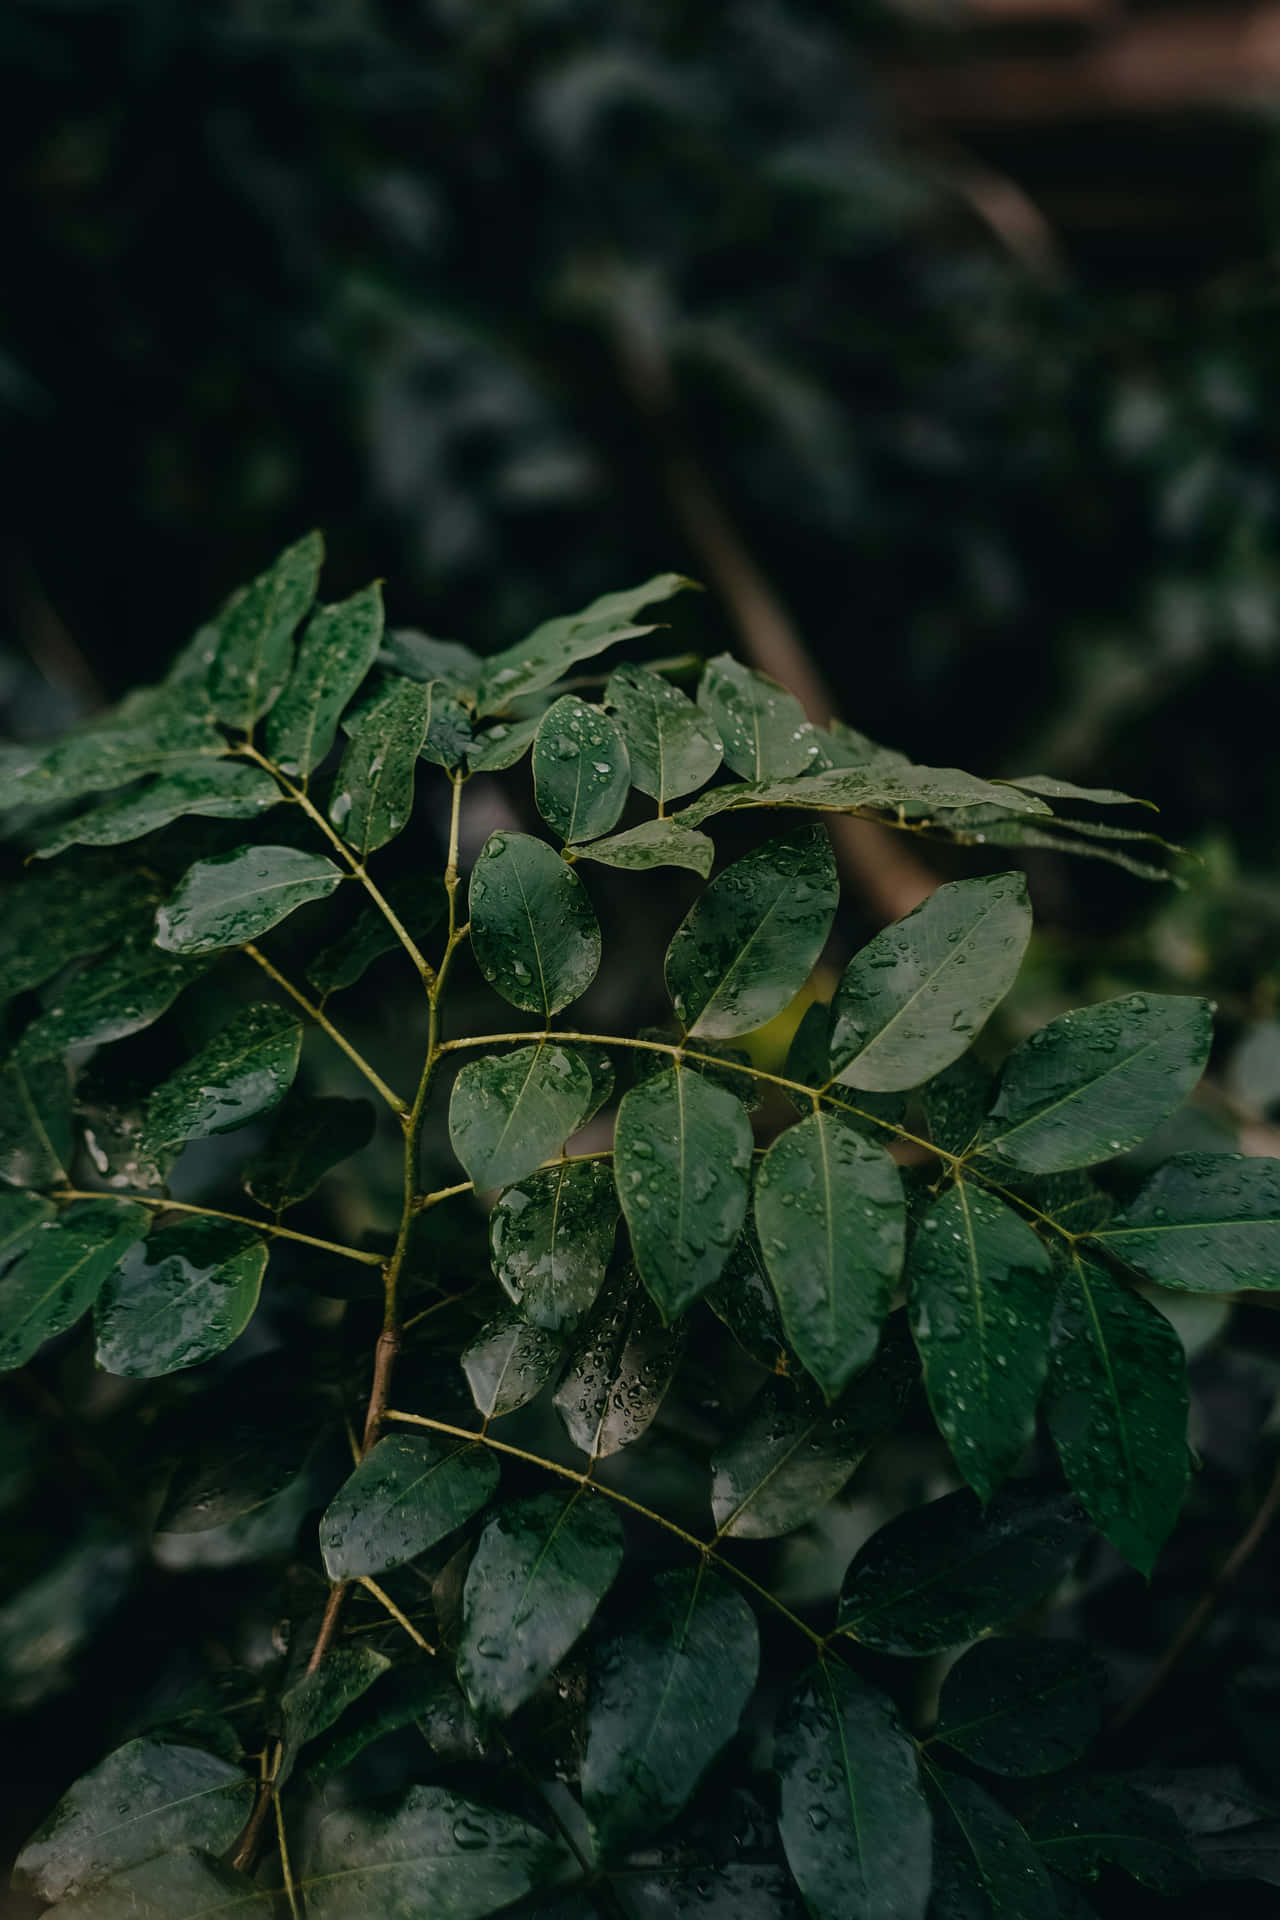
(266, 580, 384, 777)
(570, 817, 714, 877)
(319, 1433, 498, 1580)
(207, 529, 324, 730)
(1025, 1779, 1200, 1893)
(489, 1160, 618, 1333)
(330, 677, 468, 857)
(925, 1764, 1052, 1916)
(33, 761, 280, 858)
(448, 1045, 592, 1192)
(532, 694, 630, 843)
(461, 1313, 563, 1419)
(697, 655, 817, 781)
(0, 1201, 149, 1372)
(606, 663, 723, 801)
(141, 1003, 302, 1158)
(1088, 1151, 1280, 1292)
(552, 1270, 685, 1458)
(468, 831, 601, 1017)
(37, 1851, 272, 1919)
(93, 1219, 268, 1377)
(241, 1094, 376, 1210)
(16, 929, 210, 1061)
(0, 1056, 73, 1188)
(932, 1636, 1105, 1777)
(154, 845, 343, 954)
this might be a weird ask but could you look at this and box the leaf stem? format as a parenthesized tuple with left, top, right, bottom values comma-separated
(358, 1574, 436, 1653)
(242, 941, 409, 1115)
(50, 1188, 384, 1266)
(272, 1787, 301, 1920)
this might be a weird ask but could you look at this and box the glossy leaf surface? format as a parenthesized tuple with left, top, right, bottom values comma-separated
(266, 580, 384, 776)
(532, 694, 630, 843)
(278, 1645, 391, 1784)
(33, 761, 280, 858)
(16, 930, 210, 1061)
(1026, 1779, 1200, 1892)
(489, 1159, 617, 1332)
(925, 1764, 1051, 1917)
(448, 1045, 592, 1191)
(0, 859, 156, 1002)
(38, 1851, 271, 1919)
(461, 1312, 563, 1419)
(464, 714, 541, 772)
(570, 817, 715, 877)
(0, 1057, 73, 1188)
(154, 845, 343, 954)
(305, 881, 445, 997)
(1090, 1152, 1280, 1291)
(207, 529, 324, 730)
(242, 1094, 375, 1210)
(475, 573, 694, 715)
(141, 1003, 302, 1157)
(696, 654, 817, 780)
(330, 677, 468, 857)
(605, 662, 723, 801)
(0, 1202, 149, 1371)
(705, 1222, 791, 1368)
(552, 1271, 685, 1458)
(320, 1433, 498, 1580)
(932, 1636, 1105, 1776)
(468, 830, 601, 1016)
(93, 1219, 268, 1377)
(677, 762, 1049, 829)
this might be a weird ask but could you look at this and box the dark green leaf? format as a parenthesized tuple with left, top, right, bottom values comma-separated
(571, 817, 715, 877)
(665, 827, 837, 1039)
(1089, 1152, 1280, 1292)
(925, 1764, 1052, 1918)
(1045, 1257, 1189, 1574)
(140, 1003, 302, 1158)
(330, 678, 467, 858)
(457, 1490, 624, 1721)
(0, 703, 228, 816)
(979, 994, 1214, 1175)
(830, 875, 1031, 1093)
(923, 1054, 997, 1158)
(1026, 1779, 1200, 1893)
(157, 1388, 322, 1532)
(836, 1486, 1091, 1654)
(468, 831, 601, 1016)
(319, 1433, 498, 1580)
(0, 1189, 56, 1261)
(449, 1045, 593, 1191)
(1002, 775, 1154, 808)
(93, 1219, 268, 1377)
(489, 1160, 618, 1333)
(305, 1667, 481, 1786)
(776, 1662, 931, 1920)
(12, 1738, 253, 1903)
(32, 762, 280, 859)
(907, 1182, 1053, 1502)
(207, 529, 324, 731)
(533, 695, 630, 843)
(755, 1111, 904, 1399)
(582, 1565, 759, 1857)
(553, 1270, 685, 1458)
(676, 763, 1050, 830)
(476, 574, 696, 716)
(0, 1201, 149, 1371)
(705, 1222, 791, 1369)
(242, 1095, 375, 1210)
(461, 1312, 563, 1418)
(696, 655, 817, 781)
(37, 1850, 272, 1919)
(605, 663, 723, 801)
(0, 1056, 73, 1187)
(266, 581, 384, 777)
(301, 1784, 561, 1919)
(305, 880, 445, 997)
(381, 629, 482, 691)
(16, 928, 211, 1061)
(932, 1636, 1104, 1777)
(614, 1066, 753, 1320)
(154, 845, 343, 954)
(278, 1645, 391, 1785)
(465, 714, 542, 772)
(0, 858, 156, 1003)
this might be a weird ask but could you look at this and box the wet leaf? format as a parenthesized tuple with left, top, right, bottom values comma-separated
(304, 1667, 481, 1786)
(278, 1645, 391, 1785)
(0, 1188, 56, 1262)
(830, 874, 1031, 1093)
(266, 580, 384, 777)
(468, 830, 601, 1016)
(157, 1386, 322, 1533)
(449, 1045, 593, 1191)
(755, 1111, 904, 1399)
(457, 1490, 624, 1720)
(16, 928, 211, 1062)
(676, 764, 1049, 830)
(0, 701, 229, 817)
(907, 1182, 1053, 1501)
(776, 1662, 931, 1920)
(665, 826, 837, 1040)
(1026, 1778, 1200, 1892)
(330, 677, 469, 857)
(583, 1565, 759, 1858)
(696, 655, 817, 781)
(32, 761, 281, 858)
(1001, 774, 1154, 808)
(922, 1053, 997, 1158)
(476, 574, 695, 715)
(924, 1763, 1052, 1918)
(465, 713, 542, 772)
(37, 1850, 272, 1918)
(605, 663, 723, 802)
(489, 1160, 618, 1333)
(978, 993, 1213, 1174)
(836, 1485, 1091, 1654)
(614, 1066, 753, 1320)
(93, 1218, 268, 1377)
(0, 1056, 73, 1188)
(1045, 1257, 1189, 1574)
(0, 858, 156, 1003)
(241, 1094, 376, 1210)
(305, 879, 445, 997)
(533, 695, 630, 843)
(0, 1201, 149, 1371)
(553, 1270, 685, 1458)
(319, 1433, 498, 1580)
(932, 1636, 1105, 1777)
(571, 817, 715, 877)
(154, 845, 343, 954)
(705, 1222, 791, 1369)
(381, 629, 483, 692)
(207, 529, 324, 730)
(140, 1003, 302, 1158)
(1088, 1152, 1280, 1292)
(461, 1312, 564, 1419)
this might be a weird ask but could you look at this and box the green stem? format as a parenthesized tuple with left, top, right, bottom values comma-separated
(51, 1188, 383, 1266)
(358, 1575, 436, 1654)
(242, 941, 408, 1116)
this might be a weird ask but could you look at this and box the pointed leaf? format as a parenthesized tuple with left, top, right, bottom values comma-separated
(1003, 774, 1154, 808)
(1045, 1257, 1188, 1574)
(207, 529, 324, 730)
(665, 826, 837, 1039)
(776, 1662, 931, 1920)
(13, 1738, 253, 1904)
(319, 1433, 498, 1580)
(154, 845, 343, 954)
(266, 581, 384, 777)
(278, 1645, 391, 1785)
(0, 703, 228, 816)
(606, 663, 723, 801)
(331, 677, 469, 857)
(932, 1636, 1105, 1777)
(0, 1201, 149, 1371)
(907, 1183, 1053, 1501)
(582, 1565, 759, 1857)
(755, 1112, 904, 1399)
(141, 1004, 302, 1158)
(836, 1486, 1091, 1654)
(1026, 1779, 1200, 1892)
(705, 1222, 792, 1369)
(925, 1764, 1052, 1917)
(676, 763, 1050, 829)
(465, 713, 541, 772)
(306, 880, 445, 997)
(0, 858, 156, 1002)
(457, 1490, 624, 1721)
(469, 831, 601, 1017)
(696, 655, 817, 781)
(242, 1095, 376, 1210)
(381, 629, 482, 691)
(532, 695, 630, 843)
(462, 1313, 564, 1419)
(37, 1850, 272, 1919)
(489, 1160, 618, 1333)
(32, 762, 281, 858)
(476, 573, 695, 715)
(16, 928, 211, 1061)
(0, 1056, 73, 1187)
(979, 994, 1213, 1174)
(1088, 1152, 1280, 1291)
(553, 1271, 685, 1458)
(449, 1045, 592, 1191)
(93, 1218, 268, 1377)
(0, 1189, 56, 1260)
(614, 1066, 753, 1320)
(571, 817, 715, 877)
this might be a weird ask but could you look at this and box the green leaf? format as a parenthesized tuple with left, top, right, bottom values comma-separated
(306, 880, 445, 997)
(319, 1433, 499, 1580)
(932, 1636, 1105, 1776)
(978, 993, 1213, 1174)
(489, 1160, 618, 1332)
(0, 1189, 56, 1261)
(922, 1054, 996, 1158)
(1044, 1257, 1188, 1574)
(93, 1219, 268, 1377)
(605, 663, 723, 801)
(304, 1668, 480, 1787)
(331, 677, 469, 856)
(665, 826, 837, 1039)
(755, 1112, 904, 1399)
(465, 714, 541, 772)
(475, 573, 696, 716)
(0, 1056, 73, 1187)
(266, 581, 384, 777)
(696, 655, 817, 781)
(468, 831, 601, 1017)
(32, 762, 281, 859)
(0, 858, 156, 1003)
(381, 629, 483, 692)
(12, 1738, 253, 1903)
(0, 703, 229, 817)
(553, 1270, 685, 1458)
(1088, 1152, 1280, 1291)
(36, 1851, 272, 1918)
(278, 1645, 391, 1785)
(207, 529, 324, 730)
(457, 1490, 624, 1721)
(301, 1784, 561, 1919)
(570, 817, 715, 877)
(16, 928, 211, 1062)
(0, 1201, 149, 1371)
(461, 1312, 563, 1419)
(1025, 1779, 1200, 1893)
(924, 1763, 1052, 1917)
(532, 695, 631, 843)
(705, 1223, 791, 1369)
(614, 1066, 753, 1320)
(830, 875, 1031, 1093)
(140, 1004, 302, 1158)
(242, 1094, 375, 1210)
(907, 1182, 1053, 1502)
(1002, 774, 1155, 809)
(836, 1486, 1091, 1654)
(582, 1564, 759, 1857)
(154, 845, 343, 954)
(449, 1045, 592, 1191)
(157, 1387, 321, 1532)
(776, 1662, 932, 1920)
(676, 763, 1051, 830)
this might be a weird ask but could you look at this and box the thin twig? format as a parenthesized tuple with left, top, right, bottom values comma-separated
(273, 1788, 301, 1920)
(243, 942, 408, 1115)
(358, 1575, 436, 1654)
(51, 1188, 384, 1266)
